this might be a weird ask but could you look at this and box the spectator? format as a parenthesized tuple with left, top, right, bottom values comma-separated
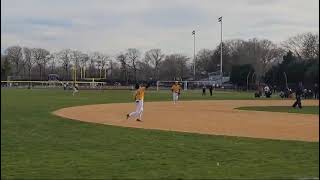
(264, 85, 272, 98)
(314, 83, 319, 99)
(308, 89, 313, 99)
(279, 91, 285, 98)
(288, 89, 293, 98)
(209, 85, 213, 96)
(273, 85, 277, 93)
(303, 89, 308, 99)
(284, 88, 289, 98)
(202, 85, 206, 96)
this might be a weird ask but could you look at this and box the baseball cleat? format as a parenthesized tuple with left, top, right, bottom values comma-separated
(136, 119, 142, 122)
(126, 114, 129, 119)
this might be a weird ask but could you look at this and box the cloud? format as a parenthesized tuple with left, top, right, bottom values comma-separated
(1, 0, 319, 57)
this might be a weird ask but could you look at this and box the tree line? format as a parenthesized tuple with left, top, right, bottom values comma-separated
(1, 32, 319, 88)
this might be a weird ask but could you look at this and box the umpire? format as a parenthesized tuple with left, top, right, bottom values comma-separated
(292, 82, 304, 109)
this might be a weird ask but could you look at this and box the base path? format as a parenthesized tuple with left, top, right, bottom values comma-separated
(53, 100, 319, 142)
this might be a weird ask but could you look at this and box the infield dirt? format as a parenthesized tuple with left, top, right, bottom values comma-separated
(53, 100, 319, 142)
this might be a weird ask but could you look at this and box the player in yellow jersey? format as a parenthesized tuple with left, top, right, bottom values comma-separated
(171, 81, 182, 104)
(126, 83, 149, 122)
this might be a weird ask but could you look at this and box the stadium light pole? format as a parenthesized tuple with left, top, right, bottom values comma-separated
(192, 30, 196, 80)
(283, 72, 288, 89)
(247, 71, 251, 91)
(218, 16, 223, 84)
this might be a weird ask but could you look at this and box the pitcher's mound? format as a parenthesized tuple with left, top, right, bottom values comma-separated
(53, 100, 319, 142)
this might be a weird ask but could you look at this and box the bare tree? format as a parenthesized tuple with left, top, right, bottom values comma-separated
(101, 55, 110, 79)
(176, 54, 190, 80)
(47, 53, 57, 74)
(221, 39, 283, 82)
(301, 33, 319, 59)
(1, 55, 11, 80)
(195, 49, 214, 77)
(117, 52, 129, 84)
(57, 49, 72, 80)
(110, 61, 120, 80)
(253, 39, 284, 81)
(5, 46, 23, 76)
(90, 52, 105, 78)
(86, 52, 98, 78)
(137, 61, 153, 81)
(22, 47, 33, 82)
(225, 39, 251, 65)
(71, 50, 81, 67)
(32, 48, 50, 80)
(107, 59, 117, 80)
(127, 48, 140, 82)
(160, 54, 189, 80)
(144, 49, 164, 80)
(69, 50, 82, 79)
(282, 32, 319, 60)
(79, 53, 89, 79)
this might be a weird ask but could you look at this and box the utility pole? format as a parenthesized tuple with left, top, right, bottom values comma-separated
(218, 16, 223, 85)
(283, 72, 288, 89)
(192, 30, 196, 80)
(247, 71, 251, 91)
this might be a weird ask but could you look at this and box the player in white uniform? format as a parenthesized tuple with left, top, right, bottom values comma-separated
(126, 83, 149, 122)
(72, 84, 79, 96)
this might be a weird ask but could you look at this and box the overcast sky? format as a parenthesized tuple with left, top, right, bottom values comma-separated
(1, 0, 319, 57)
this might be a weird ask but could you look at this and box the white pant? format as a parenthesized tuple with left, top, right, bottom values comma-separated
(72, 88, 78, 96)
(129, 100, 144, 120)
(173, 92, 179, 103)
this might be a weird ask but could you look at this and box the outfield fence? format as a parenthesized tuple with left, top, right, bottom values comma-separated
(156, 80, 235, 91)
(1, 80, 258, 92)
(1, 80, 105, 89)
(0, 80, 159, 90)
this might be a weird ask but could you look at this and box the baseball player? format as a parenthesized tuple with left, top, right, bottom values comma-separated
(126, 83, 149, 122)
(72, 83, 79, 96)
(171, 81, 182, 104)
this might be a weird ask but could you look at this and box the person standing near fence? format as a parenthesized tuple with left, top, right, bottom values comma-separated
(209, 85, 213, 96)
(273, 85, 277, 93)
(292, 82, 304, 109)
(314, 83, 319, 99)
(202, 85, 206, 96)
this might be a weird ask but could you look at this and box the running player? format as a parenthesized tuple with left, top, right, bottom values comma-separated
(171, 81, 182, 104)
(72, 83, 79, 96)
(126, 83, 149, 122)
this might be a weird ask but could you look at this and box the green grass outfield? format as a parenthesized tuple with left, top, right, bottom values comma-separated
(237, 106, 319, 115)
(1, 89, 319, 179)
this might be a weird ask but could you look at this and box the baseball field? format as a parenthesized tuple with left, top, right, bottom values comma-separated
(1, 89, 319, 179)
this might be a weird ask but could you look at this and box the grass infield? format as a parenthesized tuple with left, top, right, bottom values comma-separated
(1, 89, 319, 179)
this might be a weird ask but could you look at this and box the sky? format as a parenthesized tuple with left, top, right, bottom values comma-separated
(1, 0, 319, 57)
